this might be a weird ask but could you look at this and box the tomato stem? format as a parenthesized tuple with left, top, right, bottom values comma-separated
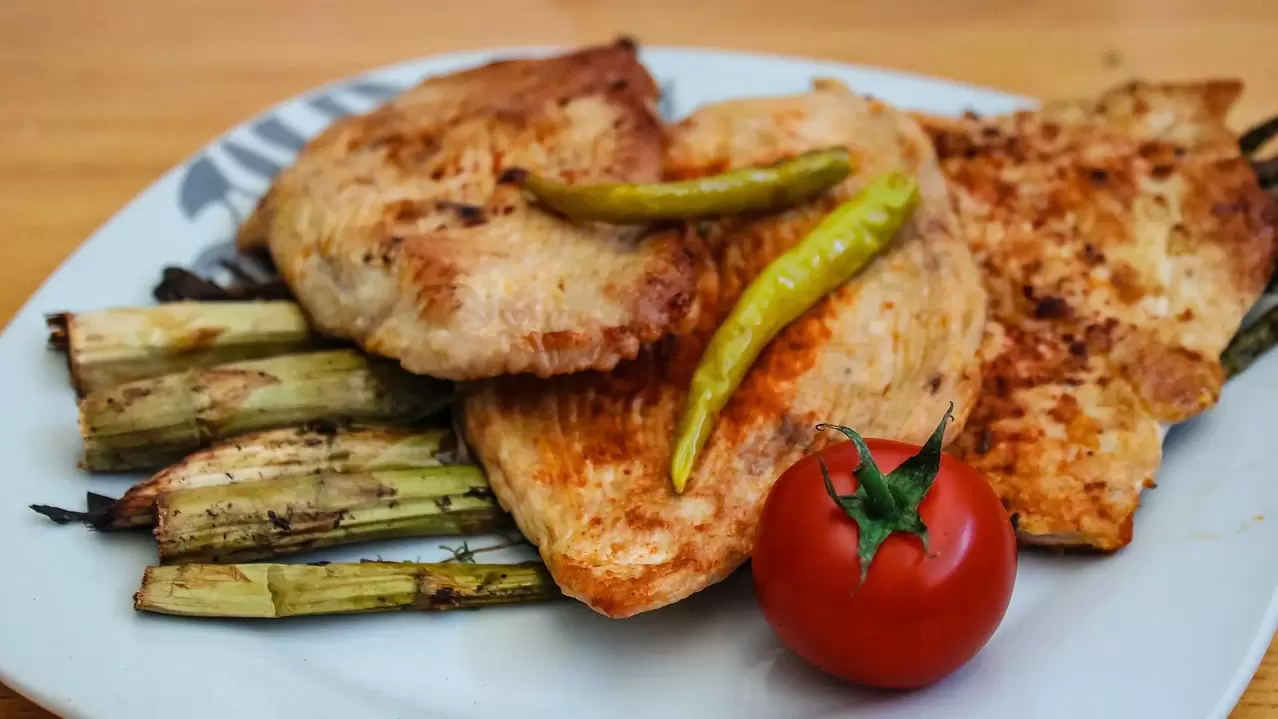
(844, 445, 897, 516)
(816, 403, 954, 586)
(817, 419, 919, 518)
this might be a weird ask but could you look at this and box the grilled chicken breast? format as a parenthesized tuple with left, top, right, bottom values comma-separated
(920, 81, 1277, 549)
(463, 80, 986, 618)
(241, 41, 700, 380)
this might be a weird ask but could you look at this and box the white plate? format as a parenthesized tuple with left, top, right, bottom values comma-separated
(2, 46, 1277, 719)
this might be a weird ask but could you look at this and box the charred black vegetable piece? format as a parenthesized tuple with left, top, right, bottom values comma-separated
(1222, 305, 1278, 379)
(1240, 114, 1278, 157)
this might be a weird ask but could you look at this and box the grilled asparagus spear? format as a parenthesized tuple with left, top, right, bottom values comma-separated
(48, 301, 320, 396)
(32, 425, 458, 530)
(155, 465, 508, 563)
(135, 561, 557, 618)
(78, 349, 451, 471)
(1223, 304, 1278, 379)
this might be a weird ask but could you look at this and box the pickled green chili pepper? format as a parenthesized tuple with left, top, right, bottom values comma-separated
(507, 148, 852, 223)
(669, 171, 920, 493)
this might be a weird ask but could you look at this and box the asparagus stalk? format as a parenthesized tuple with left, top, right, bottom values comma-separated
(32, 425, 458, 530)
(135, 561, 557, 618)
(1222, 304, 1278, 379)
(78, 349, 451, 471)
(155, 465, 509, 564)
(47, 301, 319, 396)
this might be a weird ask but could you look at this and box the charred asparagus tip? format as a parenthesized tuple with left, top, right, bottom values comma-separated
(152, 266, 293, 304)
(1252, 156, 1278, 191)
(30, 504, 91, 525)
(1241, 115, 1278, 158)
(134, 561, 558, 618)
(30, 492, 118, 528)
(45, 313, 70, 352)
(1223, 304, 1278, 379)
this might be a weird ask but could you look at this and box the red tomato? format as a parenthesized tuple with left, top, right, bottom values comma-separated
(752, 435, 1016, 689)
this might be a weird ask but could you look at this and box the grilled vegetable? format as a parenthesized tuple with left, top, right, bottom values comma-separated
(78, 349, 451, 472)
(1240, 114, 1278, 157)
(31, 425, 457, 530)
(135, 561, 557, 618)
(47, 301, 317, 396)
(670, 172, 919, 492)
(152, 256, 291, 304)
(155, 465, 508, 564)
(509, 148, 852, 223)
(1222, 305, 1278, 378)
(1253, 156, 1278, 192)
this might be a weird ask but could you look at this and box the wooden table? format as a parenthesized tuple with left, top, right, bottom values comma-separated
(1, 0, 1276, 716)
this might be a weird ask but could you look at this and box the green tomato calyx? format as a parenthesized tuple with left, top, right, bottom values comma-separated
(817, 402, 954, 587)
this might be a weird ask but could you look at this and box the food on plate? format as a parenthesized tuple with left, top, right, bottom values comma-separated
(78, 349, 449, 471)
(509, 147, 853, 223)
(1252, 157, 1278, 204)
(463, 79, 986, 618)
(671, 171, 920, 491)
(244, 39, 703, 381)
(752, 407, 1016, 688)
(32, 426, 457, 530)
(1039, 79, 1248, 148)
(1240, 115, 1278, 157)
(47, 301, 318, 396)
(1223, 304, 1278, 378)
(920, 81, 1278, 549)
(134, 561, 558, 618)
(27, 40, 1278, 638)
(155, 465, 507, 563)
(152, 262, 291, 303)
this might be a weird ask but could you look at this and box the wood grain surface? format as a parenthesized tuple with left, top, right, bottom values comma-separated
(1, 1, 1276, 716)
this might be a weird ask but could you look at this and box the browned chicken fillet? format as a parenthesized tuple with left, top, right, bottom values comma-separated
(919, 81, 1277, 550)
(1039, 79, 1247, 148)
(463, 80, 986, 618)
(241, 41, 700, 380)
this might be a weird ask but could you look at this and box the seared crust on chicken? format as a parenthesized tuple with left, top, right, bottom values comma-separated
(244, 41, 701, 380)
(921, 81, 1277, 550)
(463, 80, 986, 617)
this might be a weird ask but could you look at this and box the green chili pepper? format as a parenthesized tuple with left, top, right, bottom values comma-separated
(669, 171, 920, 493)
(509, 148, 852, 223)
